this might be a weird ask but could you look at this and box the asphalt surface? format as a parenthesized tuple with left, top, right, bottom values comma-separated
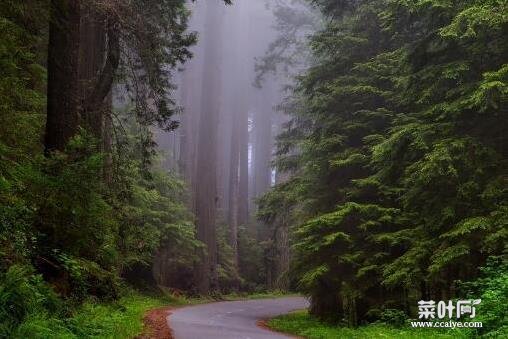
(168, 297, 309, 339)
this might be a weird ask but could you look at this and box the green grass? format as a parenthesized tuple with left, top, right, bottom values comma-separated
(267, 310, 472, 339)
(11, 291, 193, 339)
(224, 290, 299, 300)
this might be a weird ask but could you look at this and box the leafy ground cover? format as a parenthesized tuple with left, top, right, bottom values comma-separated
(267, 310, 471, 339)
(8, 291, 192, 339)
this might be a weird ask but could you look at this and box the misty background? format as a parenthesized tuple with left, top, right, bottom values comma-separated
(152, 0, 317, 293)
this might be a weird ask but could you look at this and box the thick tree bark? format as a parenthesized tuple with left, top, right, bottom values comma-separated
(78, 6, 116, 182)
(46, 1, 118, 154)
(194, 0, 223, 294)
(45, 0, 81, 152)
(79, 7, 106, 139)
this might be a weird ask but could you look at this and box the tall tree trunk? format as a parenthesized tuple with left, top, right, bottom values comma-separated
(252, 83, 275, 287)
(225, 0, 251, 269)
(79, 7, 106, 140)
(179, 0, 205, 210)
(78, 6, 117, 183)
(238, 114, 249, 226)
(194, 0, 223, 294)
(227, 112, 240, 268)
(252, 83, 274, 203)
(45, 0, 81, 152)
(217, 105, 232, 219)
(235, 0, 250, 228)
(252, 80, 276, 201)
(179, 66, 198, 207)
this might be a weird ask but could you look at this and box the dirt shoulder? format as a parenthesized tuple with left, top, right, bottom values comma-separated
(137, 306, 174, 339)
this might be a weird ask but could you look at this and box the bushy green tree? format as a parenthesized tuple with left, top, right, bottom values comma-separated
(264, 0, 508, 326)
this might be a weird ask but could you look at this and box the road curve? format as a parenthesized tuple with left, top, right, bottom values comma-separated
(168, 297, 309, 339)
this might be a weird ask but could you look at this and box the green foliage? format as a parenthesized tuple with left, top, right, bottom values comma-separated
(0, 108, 199, 335)
(237, 226, 265, 291)
(111, 112, 201, 291)
(261, 0, 508, 328)
(0, 0, 46, 155)
(0, 1, 202, 336)
(117, 166, 198, 269)
(216, 223, 241, 292)
(267, 310, 462, 339)
(33, 134, 119, 270)
(458, 256, 508, 337)
(0, 265, 60, 336)
(8, 291, 183, 339)
(378, 309, 408, 328)
(56, 293, 168, 338)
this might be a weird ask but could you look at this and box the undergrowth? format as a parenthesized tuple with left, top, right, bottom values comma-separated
(268, 310, 469, 339)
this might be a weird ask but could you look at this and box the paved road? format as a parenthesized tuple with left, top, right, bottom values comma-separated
(168, 297, 309, 339)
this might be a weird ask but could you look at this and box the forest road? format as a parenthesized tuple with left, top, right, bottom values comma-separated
(168, 296, 309, 339)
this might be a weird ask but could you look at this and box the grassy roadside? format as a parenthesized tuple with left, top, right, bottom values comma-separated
(10, 291, 196, 339)
(267, 310, 472, 339)
(223, 290, 300, 301)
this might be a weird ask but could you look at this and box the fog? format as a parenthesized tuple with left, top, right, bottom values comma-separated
(158, 0, 281, 205)
(158, 1, 272, 207)
(150, 0, 318, 292)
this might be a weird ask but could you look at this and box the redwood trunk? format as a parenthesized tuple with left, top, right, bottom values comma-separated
(79, 7, 106, 139)
(45, 0, 81, 152)
(194, 0, 223, 294)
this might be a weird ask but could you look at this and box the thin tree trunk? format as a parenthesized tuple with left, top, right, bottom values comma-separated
(227, 114, 240, 268)
(237, 108, 249, 226)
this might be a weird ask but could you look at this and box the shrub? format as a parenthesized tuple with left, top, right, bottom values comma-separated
(0, 265, 60, 336)
(378, 308, 408, 327)
(458, 256, 508, 337)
